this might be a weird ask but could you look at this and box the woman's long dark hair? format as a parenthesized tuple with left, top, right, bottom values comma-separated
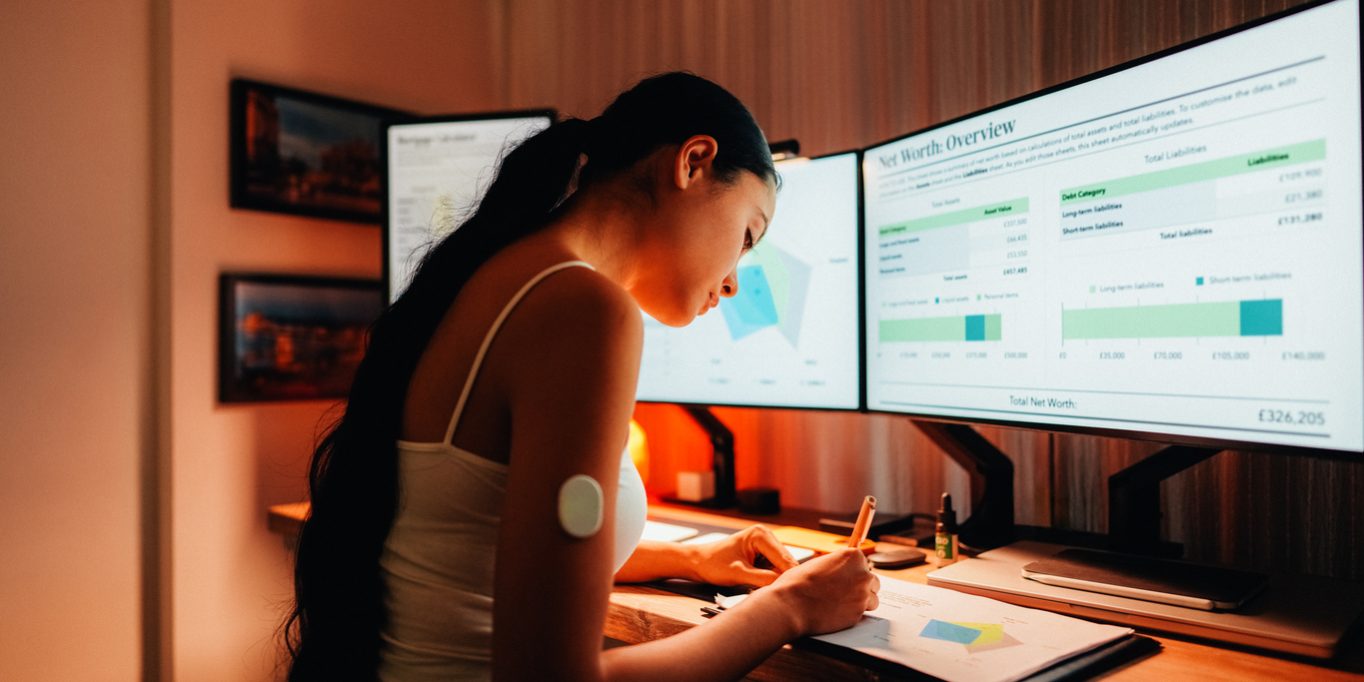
(283, 72, 776, 680)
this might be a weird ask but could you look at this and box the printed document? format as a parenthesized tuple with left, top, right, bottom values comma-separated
(811, 577, 1133, 682)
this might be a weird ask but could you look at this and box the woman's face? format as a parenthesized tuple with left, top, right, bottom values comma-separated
(632, 143, 776, 327)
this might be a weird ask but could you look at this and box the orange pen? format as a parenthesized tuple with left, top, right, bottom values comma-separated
(847, 495, 877, 547)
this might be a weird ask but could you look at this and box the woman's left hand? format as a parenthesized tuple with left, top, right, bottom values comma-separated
(689, 525, 799, 587)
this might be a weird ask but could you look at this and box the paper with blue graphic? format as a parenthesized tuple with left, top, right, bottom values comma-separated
(812, 577, 1132, 682)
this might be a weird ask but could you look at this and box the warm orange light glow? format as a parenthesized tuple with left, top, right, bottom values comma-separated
(627, 418, 650, 487)
(631, 404, 765, 502)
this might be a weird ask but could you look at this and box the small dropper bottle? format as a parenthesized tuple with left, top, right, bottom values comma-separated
(935, 492, 959, 566)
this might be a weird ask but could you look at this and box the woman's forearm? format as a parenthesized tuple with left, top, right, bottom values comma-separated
(614, 541, 702, 583)
(598, 586, 802, 682)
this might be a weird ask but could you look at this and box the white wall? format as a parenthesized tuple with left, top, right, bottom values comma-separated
(0, 1, 151, 679)
(2, 1, 507, 679)
(165, 1, 504, 678)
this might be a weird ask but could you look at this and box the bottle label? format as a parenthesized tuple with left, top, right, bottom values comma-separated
(935, 533, 955, 560)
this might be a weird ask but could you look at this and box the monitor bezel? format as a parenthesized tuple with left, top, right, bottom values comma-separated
(859, 0, 1364, 457)
(636, 149, 869, 413)
(380, 109, 558, 304)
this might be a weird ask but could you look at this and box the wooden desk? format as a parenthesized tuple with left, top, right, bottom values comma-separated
(267, 502, 1364, 680)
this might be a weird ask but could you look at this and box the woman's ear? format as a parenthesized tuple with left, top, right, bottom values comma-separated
(674, 135, 719, 190)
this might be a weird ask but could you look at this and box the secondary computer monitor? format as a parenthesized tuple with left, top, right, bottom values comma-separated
(635, 151, 863, 410)
(862, 0, 1363, 453)
(384, 111, 554, 302)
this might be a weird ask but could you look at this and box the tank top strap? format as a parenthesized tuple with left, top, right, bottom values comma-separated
(442, 260, 596, 445)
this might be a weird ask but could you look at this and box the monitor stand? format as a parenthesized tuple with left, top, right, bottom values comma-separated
(845, 421, 1019, 549)
(660, 406, 737, 509)
(861, 420, 1221, 557)
(660, 409, 1226, 558)
(1107, 444, 1221, 555)
(889, 423, 1295, 618)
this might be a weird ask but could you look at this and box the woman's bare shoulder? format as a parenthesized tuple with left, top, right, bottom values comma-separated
(472, 256, 644, 393)
(513, 264, 642, 351)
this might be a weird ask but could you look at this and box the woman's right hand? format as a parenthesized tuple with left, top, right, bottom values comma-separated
(764, 548, 880, 636)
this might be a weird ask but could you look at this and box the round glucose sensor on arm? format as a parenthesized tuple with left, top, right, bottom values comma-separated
(558, 474, 604, 538)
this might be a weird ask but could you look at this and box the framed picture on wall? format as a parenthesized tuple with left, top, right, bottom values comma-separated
(218, 273, 384, 403)
(229, 78, 410, 224)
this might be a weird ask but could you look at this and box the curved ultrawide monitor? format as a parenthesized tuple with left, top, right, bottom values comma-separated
(863, 0, 1363, 453)
(636, 151, 863, 410)
(384, 111, 554, 302)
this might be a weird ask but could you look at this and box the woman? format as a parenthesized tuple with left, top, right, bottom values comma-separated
(284, 72, 879, 681)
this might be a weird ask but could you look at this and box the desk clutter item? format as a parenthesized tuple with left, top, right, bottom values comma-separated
(674, 470, 715, 502)
(870, 547, 928, 569)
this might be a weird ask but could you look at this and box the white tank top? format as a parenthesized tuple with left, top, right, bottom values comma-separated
(378, 261, 648, 681)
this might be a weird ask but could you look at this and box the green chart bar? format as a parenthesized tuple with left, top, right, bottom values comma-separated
(881, 314, 1003, 342)
(879, 198, 1029, 238)
(1062, 299, 1283, 340)
(1060, 139, 1325, 204)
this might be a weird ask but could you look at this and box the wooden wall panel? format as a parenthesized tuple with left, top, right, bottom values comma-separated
(1050, 435, 1165, 534)
(504, 0, 1362, 579)
(1164, 449, 1364, 579)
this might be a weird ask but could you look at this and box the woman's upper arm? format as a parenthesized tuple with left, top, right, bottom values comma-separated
(491, 271, 643, 681)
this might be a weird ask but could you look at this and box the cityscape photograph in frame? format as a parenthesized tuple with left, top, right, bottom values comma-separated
(218, 273, 383, 403)
(230, 79, 408, 224)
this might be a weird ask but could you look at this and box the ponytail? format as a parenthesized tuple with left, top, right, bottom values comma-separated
(283, 73, 775, 680)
